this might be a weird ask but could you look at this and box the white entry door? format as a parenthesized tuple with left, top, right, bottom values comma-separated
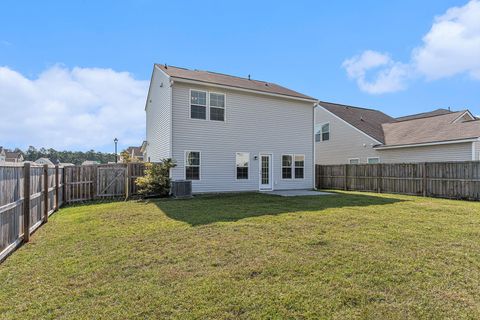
(259, 154, 273, 191)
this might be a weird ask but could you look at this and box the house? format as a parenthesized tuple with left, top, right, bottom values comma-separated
(0, 147, 5, 164)
(5, 151, 24, 163)
(121, 146, 143, 162)
(81, 160, 100, 166)
(315, 102, 480, 164)
(145, 64, 317, 193)
(35, 157, 55, 166)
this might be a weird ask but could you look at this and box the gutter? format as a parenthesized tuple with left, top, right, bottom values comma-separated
(374, 138, 479, 150)
(170, 77, 318, 104)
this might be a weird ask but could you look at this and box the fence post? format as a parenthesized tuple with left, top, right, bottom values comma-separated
(23, 163, 31, 243)
(43, 164, 49, 223)
(55, 165, 59, 210)
(344, 164, 348, 191)
(422, 162, 427, 197)
(377, 163, 382, 193)
(125, 163, 131, 200)
(92, 164, 98, 200)
(62, 167, 66, 204)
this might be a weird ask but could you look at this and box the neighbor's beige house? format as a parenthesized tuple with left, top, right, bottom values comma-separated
(315, 102, 480, 164)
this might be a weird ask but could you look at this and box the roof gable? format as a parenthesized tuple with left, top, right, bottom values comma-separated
(396, 108, 453, 121)
(318, 101, 396, 144)
(156, 64, 316, 101)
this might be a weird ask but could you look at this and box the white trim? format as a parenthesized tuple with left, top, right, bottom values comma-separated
(374, 138, 479, 150)
(258, 153, 273, 191)
(316, 105, 382, 145)
(172, 77, 318, 104)
(189, 89, 208, 121)
(367, 157, 380, 164)
(452, 110, 475, 123)
(184, 150, 201, 181)
(235, 152, 250, 181)
(281, 154, 294, 180)
(349, 158, 360, 164)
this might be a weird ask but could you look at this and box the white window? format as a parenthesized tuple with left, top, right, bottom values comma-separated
(282, 155, 293, 179)
(209, 93, 225, 121)
(368, 157, 380, 164)
(294, 155, 305, 179)
(236, 152, 249, 180)
(190, 90, 207, 120)
(315, 123, 330, 142)
(349, 158, 360, 164)
(185, 151, 200, 180)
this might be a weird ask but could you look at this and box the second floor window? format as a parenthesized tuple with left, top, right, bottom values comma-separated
(210, 93, 225, 121)
(191, 90, 207, 120)
(315, 123, 330, 142)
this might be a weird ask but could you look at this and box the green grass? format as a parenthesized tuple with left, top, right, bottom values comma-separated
(1, 191, 479, 319)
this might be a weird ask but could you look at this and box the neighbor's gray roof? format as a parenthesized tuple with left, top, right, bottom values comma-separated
(396, 108, 453, 121)
(156, 64, 317, 101)
(5, 151, 22, 160)
(126, 146, 142, 157)
(318, 101, 396, 143)
(382, 111, 480, 146)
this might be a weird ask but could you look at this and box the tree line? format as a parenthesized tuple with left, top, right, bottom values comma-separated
(12, 146, 117, 165)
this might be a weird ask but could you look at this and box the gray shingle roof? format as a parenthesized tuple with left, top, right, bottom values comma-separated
(156, 64, 316, 101)
(382, 111, 480, 146)
(318, 101, 396, 143)
(396, 108, 453, 121)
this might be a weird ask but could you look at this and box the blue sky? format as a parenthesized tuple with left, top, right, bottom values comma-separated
(1, 0, 479, 152)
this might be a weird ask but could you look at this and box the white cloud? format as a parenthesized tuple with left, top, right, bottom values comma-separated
(413, 0, 480, 80)
(342, 50, 410, 94)
(343, 0, 480, 94)
(0, 65, 149, 151)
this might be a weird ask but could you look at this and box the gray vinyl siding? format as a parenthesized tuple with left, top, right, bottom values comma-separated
(377, 142, 474, 163)
(315, 107, 380, 164)
(145, 67, 171, 161)
(475, 141, 480, 160)
(170, 82, 314, 193)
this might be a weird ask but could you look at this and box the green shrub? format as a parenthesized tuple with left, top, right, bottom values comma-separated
(135, 159, 176, 197)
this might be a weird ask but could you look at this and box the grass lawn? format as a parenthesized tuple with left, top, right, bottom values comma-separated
(1, 191, 479, 319)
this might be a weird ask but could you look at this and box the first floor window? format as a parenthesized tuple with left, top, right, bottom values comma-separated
(282, 155, 293, 179)
(191, 90, 207, 119)
(210, 93, 225, 121)
(368, 157, 380, 164)
(236, 152, 249, 179)
(185, 151, 200, 180)
(294, 155, 305, 179)
(349, 158, 360, 164)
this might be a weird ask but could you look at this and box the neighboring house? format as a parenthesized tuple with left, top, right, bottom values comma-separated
(0, 147, 5, 164)
(122, 146, 143, 162)
(82, 160, 100, 166)
(315, 102, 480, 164)
(145, 64, 317, 193)
(140, 141, 147, 161)
(35, 157, 55, 166)
(59, 163, 75, 167)
(5, 151, 24, 163)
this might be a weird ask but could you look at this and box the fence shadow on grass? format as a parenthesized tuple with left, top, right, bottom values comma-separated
(152, 192, 405, 226)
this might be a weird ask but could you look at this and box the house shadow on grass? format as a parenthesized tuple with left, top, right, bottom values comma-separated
(152, 192, 404, 226)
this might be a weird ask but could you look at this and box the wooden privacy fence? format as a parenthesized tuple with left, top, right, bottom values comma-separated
(316, 162, 480, 201)
(0, 163, 144, 262)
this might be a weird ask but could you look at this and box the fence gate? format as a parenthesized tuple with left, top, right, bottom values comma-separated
(96, 165, 126, 197)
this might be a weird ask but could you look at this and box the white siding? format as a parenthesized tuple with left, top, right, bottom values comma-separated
(474, 141, 480, 160)
(170, 82, 314, 193)
(315, 107, 380, 164)
(378, 142, 474, 163)
(145, 67, 172, 161)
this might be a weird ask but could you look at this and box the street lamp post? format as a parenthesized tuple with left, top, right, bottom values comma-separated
(114, 138, 118, 163)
